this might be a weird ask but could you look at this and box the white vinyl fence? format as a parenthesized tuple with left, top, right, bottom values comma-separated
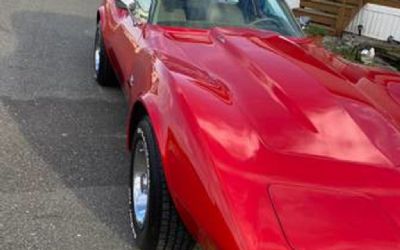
(285, 1, 400, 41)
(346, 4, 400, 41)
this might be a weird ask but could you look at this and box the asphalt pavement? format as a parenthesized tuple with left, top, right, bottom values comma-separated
(0, 0, 136, 249)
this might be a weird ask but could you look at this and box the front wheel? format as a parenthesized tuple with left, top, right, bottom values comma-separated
(129, 117, 196, 250)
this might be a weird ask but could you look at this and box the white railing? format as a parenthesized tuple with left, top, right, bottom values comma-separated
(346, 4, 400, 41)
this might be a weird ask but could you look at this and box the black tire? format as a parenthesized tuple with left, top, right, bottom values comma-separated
(93, 23, 118, 86)
(129, 117, 196, 250)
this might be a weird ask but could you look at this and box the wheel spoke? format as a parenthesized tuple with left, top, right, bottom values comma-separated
(132, 128, 150, 228)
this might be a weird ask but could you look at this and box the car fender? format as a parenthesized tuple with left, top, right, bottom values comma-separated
(126, 67, 243, 249)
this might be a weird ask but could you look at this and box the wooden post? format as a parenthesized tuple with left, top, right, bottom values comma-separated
(336, 0, 346, 36)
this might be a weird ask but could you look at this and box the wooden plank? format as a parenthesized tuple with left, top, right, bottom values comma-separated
(293, 8, 337, 26)
(309, 23, 337, 32)
(293, 7, 338, 18)
(297, 0, 366, 35)
(301, 0, 354, 14)
(331, 0, 361, 6)
(303, 0, 356, 8)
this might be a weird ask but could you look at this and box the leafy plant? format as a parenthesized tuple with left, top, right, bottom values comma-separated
(305, 25, 328, 37)
(332, 46, 359, 62)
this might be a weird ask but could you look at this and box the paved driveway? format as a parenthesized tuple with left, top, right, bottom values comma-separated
(0, 1, 136, 249)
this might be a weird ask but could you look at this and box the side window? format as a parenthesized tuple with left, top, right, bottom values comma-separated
(134, 0, 152, 21)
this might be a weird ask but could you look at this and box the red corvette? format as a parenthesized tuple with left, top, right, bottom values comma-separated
(93, 0, 400, 249)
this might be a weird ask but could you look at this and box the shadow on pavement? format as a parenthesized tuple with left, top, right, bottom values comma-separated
(2, 10, 135, 248)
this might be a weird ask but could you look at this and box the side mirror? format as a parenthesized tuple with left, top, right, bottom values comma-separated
(298, 16, 311, 29)
(116, 0, 148, 26)
(116, 0, 136, 11)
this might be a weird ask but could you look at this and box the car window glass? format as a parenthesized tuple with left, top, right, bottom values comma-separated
(153, 0, 303, 37)
(135, 0, 152, 21)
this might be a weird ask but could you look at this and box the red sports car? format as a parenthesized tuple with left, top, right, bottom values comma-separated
(93, 0, 400, 249)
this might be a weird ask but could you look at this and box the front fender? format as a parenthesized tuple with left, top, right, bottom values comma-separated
(126, 65, 241, 249)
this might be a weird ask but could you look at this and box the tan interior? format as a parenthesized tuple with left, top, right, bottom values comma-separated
(155, 0, 245, 25)
(156, 0, 187, 22)
(207, 3, 245, 25)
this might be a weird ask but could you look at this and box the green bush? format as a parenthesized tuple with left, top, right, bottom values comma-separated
(305, 25, 328, 37)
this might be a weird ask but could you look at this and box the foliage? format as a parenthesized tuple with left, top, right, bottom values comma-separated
(304, 25, 328, 37)
(331, 46, 359, 62)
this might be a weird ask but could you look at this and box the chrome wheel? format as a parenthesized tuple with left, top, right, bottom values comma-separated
(129, 117, 196, 249)
(132, 128, 150, 228)
(94, 27, 101, 75)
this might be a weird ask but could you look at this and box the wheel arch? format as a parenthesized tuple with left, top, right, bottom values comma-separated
(97, 6, 106, 30)
(127, 101, 148, 150)
(127, 97, 166, 154)
(126, 93, 205, 238)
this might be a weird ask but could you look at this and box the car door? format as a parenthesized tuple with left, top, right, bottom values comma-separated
(111, 0, 153, 99)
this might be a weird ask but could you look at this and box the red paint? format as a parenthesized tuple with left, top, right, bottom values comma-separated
(99, 1, 400, 249)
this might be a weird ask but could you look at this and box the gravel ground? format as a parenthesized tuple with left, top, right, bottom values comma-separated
(0, 0, 136, 249)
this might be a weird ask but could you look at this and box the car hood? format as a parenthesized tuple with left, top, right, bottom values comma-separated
(148, 26, 400, 249)
(152, 26, 400, 168)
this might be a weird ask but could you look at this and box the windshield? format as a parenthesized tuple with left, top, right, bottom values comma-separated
(153, 0, 304, 37)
